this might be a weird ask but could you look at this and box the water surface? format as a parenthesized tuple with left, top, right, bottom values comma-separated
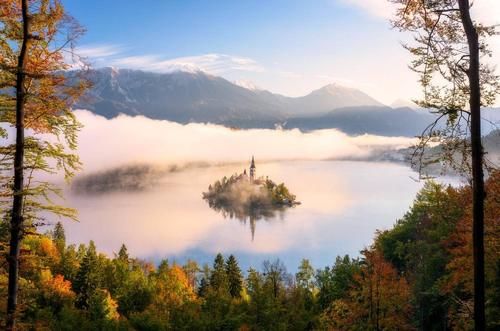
(63, 160, 433, 271)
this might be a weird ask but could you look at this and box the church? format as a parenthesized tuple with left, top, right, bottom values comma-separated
(242, 156, 257, 182)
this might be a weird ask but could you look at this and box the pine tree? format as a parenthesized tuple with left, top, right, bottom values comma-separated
(225, 254, 243, 298)
(198, 264, 211, 297)
(111, 244, 130, 296)
(60, 244, 79, 282)
(73, 241, 100, 309)
(198, 277, 209, 298)
(209, 253, 228, 292)
(53, 222, 66, 254)
(117, 244, 129, 262)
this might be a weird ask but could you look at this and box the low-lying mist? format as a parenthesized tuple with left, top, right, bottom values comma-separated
(72, 110, 414, 193)
(76, 110, 413, 168)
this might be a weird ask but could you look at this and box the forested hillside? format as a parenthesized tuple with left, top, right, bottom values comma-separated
(1, 172, 498, 330)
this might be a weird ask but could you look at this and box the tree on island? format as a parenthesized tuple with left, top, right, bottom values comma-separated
(203, 158, 299, 239)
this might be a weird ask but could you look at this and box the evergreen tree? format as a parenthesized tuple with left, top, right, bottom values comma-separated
(110, 244, 131, 296)
(225, 254, 243, 298)
(316, 255, 360, 310)
(52, 222, 66, 254)
(59, 244, 80, 283)
(89, 289, 119, 322)
(209, 253, 228, 292)
(73, 241, 100, 309)
(198, 277, 209, 298)
(117, 244, 129, 262)
(198, 264, 211, 298)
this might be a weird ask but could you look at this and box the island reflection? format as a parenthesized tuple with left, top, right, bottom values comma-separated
(203, 157, 299, 240)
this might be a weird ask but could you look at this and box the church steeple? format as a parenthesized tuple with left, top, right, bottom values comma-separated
(249, 156, 256, 181)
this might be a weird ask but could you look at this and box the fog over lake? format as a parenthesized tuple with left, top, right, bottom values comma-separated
(50, 111, 457, 271)
(62, 160, 436, 272)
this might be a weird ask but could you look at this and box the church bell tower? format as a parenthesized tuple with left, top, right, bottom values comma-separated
(249, 156, 256, 181)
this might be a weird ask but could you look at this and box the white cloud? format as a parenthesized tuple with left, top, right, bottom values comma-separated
(75, 45, 266, 75)
(77, 44, 123, 58)
(118, 53, 265, 74)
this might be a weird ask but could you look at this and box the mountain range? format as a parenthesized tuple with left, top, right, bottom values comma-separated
(75, 68, 498, 137)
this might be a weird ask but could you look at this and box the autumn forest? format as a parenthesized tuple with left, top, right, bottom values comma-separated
(1, 0, 500, 330)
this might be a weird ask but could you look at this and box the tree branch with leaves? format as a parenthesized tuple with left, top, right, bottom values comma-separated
(390, 0, 499, 329)
(0, 0, 90, 328)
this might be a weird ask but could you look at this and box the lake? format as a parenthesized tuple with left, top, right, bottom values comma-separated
(62, 160, 447, 272)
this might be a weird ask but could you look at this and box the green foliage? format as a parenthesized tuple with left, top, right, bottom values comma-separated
(88, 289, 119, 321)
(209, 253, 229, 294)
(73, 241, 102, 309)
(226, 254, 243, 298)
(203, 173, 298, 217)
(376, 181, 464, 329)
(316, 255, 360, 310)
(391, 0, 500, 174)
(52, 221, 66, 253)
(0, 2, 90, 226)
(265, 179, 297, 205)
(2, 174, 499, 330)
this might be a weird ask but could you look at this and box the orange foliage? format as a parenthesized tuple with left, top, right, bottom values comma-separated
(324, 249, 414, 330)
(40, 271, 75, 307)
(0, 0, 89, 132)
(442, 171, 500, 326)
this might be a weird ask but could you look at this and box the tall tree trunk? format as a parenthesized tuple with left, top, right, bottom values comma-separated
(6, 0, 29, 329)
(458, 0, 485, 329)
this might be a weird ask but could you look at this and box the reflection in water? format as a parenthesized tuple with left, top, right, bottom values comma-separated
(206, 201, 287, 241)
(202, 158, 299, 240)
(62, 161, 431, 271)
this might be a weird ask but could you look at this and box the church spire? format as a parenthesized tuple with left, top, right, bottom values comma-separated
(250, 156, 256, 181)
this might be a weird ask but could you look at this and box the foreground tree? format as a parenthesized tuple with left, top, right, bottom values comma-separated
(391, 0, 499, 328)
(0, 0, 89, 327)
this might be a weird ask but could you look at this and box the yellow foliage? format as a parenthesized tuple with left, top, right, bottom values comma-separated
(151, 264, 198, 317)
(39, 237, 60, 262)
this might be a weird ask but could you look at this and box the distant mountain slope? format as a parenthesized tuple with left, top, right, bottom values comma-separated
(285, 106, 437, 136)
(76, 68, 287, 126)
(74, 67, 444, 136)
(75, 67, 386, 120)
(288, 84, 383, 116)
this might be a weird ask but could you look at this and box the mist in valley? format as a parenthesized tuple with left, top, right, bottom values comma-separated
(54, 110, 431, 270)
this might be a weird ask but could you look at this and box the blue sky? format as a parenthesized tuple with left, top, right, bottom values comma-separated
(64, 0, 500, 104)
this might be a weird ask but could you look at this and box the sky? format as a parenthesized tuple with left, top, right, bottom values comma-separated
(65, 0, 500, 105)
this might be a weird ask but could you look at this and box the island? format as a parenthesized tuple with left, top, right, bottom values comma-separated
(202, 157, 300, 239)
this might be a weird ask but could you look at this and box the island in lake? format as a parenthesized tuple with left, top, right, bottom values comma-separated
(203, 157, 300, 239)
